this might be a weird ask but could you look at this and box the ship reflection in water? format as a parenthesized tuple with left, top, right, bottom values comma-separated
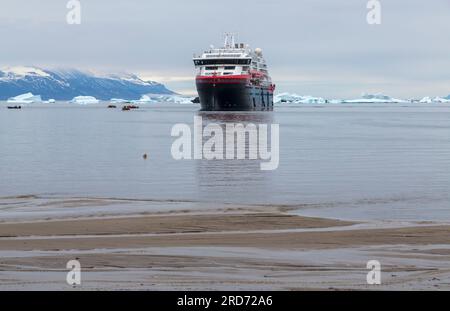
(194, 111, 275, 204)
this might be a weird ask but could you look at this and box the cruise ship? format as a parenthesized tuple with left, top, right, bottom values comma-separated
(193, 34, 275, 111)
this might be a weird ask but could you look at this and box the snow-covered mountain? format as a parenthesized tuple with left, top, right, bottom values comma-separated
(0, 66, 174, 100)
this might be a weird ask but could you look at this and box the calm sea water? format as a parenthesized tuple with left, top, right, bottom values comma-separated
(0, 102, 449, 222)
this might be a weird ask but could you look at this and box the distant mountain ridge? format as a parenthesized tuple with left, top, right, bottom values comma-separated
(0, 67, 174, 100)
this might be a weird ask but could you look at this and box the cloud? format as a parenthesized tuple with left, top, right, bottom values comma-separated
(0, 0, 448, 97)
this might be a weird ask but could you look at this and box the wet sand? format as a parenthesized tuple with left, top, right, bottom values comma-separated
(1, 216, 450, 251)
(0, 205, 450, 290)
(0, 213, 353, 238)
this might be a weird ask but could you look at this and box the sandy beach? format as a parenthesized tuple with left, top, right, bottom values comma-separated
(0, 197, 449, 290)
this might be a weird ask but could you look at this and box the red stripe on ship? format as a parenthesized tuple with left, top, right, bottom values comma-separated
(196, 75, 275, 93)
(196, 75, 250, 84)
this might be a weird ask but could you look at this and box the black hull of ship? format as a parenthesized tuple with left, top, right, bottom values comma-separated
(196, 81, 273, 112)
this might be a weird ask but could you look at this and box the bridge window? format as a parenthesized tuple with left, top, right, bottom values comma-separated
(194, 59, 251, 65)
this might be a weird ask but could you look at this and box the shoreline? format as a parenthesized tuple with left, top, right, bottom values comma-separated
(1, 207, 449, 290)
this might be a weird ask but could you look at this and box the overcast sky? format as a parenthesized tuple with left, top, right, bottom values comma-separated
(0, 0, 449, 98)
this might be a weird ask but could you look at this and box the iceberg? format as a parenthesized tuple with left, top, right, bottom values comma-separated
(7, 92, 42, 104)
(133, 94, 195, 104)
(134, 95, 152, 103)
(110, 98, 129, 103)
(274, 92, 326, 104)
(343, 93, 407, 103)
(70, 96, 99, 105)
(273, 92, 418, 104)
(419, 96, 450, 103)
(419, 96, 432, 103)
(434, 97, 450, 103)
(157, 94, 196, 104)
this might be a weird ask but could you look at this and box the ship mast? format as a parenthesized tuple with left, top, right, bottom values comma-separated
(223, 33, 236, 49)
